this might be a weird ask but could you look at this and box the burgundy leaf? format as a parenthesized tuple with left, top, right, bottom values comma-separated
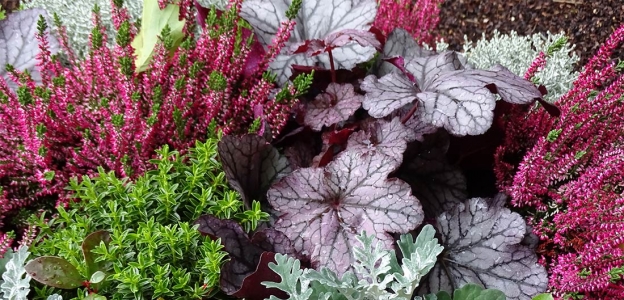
(267, 149, 424, 276)
(231, 252, 288, 300)
(418, 194, 548, 300)
(194, 215, 299, 297)
(346, 117, 415, 167)
(360, 72, 418, 118)
(304, 83, 363, 131)
(218, 134, 291, 206)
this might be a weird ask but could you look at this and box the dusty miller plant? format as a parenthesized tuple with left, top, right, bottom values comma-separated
(459, 30, 579, 102)
(262, 225, 444, 300)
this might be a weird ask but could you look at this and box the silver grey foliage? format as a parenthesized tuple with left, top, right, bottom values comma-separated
(457, 30, 579, 102)
(263, 225, 444, 300)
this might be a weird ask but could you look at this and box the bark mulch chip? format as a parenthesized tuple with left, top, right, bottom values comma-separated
(434, 0, 624, 71)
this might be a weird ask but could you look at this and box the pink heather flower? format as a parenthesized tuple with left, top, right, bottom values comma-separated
(374, 0, 442, 46)
(0, 231, 14, 258)
(494, 24, 624, 297)
(0, 0, 300, 245)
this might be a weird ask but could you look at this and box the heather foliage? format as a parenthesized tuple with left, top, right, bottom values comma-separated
(374, 0, 442, 46)
(494, 24, 624, 298)
(23, 139, 250, 299)
(0, 0, 307, 247)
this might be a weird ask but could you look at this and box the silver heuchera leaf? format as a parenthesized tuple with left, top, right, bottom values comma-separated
(377, 28, 433, 77)
(346, 117, 416, 168)
(415, 82, 495, 136)
(268, 149, 424, 276)
(389, 103, 438, 141)
(405, 51, 465, 89)
(418, 194, 548, 300)
(0, 8, 60, 92)
(360, 72, 417, 118)
(304, 83, 363, 131)
(240, 0, 378, 85)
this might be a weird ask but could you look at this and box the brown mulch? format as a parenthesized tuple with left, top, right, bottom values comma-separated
(434, 0, 624, 71)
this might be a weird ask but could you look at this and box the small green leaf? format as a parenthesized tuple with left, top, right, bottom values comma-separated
(84, 294, 107, 300)
(25, 256, 85, 289)
(90, 271, 106, 284)
(532, 293, 555, 300)
(433, 291, 453, 300)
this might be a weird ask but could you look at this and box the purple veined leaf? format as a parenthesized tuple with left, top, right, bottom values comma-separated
(304, 83, 363, 131)
(455, 65, 544, 105)
(218, 134, 291, 207)
(389, 103, 438, 141)
(267, 149, 424, 276)
(396, 132, 467, 218)
(346, 117, 416, 167)
(323, 29, 382, 52)
(240, 0, 378, 85)
(417, 194, 548, 300)
(414, 83, 496, 136)
(405, 51, 465, 89)
(194, 215, 300, 297)
(377, 28, 434, 77)
(289, 29, 382, 57)
(360, 72, 419, 118)
(0, 8, 60, 92)
(24, 256, 84, 289)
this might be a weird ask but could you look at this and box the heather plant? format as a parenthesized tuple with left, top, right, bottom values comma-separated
(494, 24, 624, 298)
(374, 0, 443, 47)
(0, 0, 308, 249)
(21, 139, 257, 299)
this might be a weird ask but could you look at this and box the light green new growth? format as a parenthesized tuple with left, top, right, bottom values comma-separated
(21, 0, 143, 57)
(263, 225, 444, 300)
(458, 30, 579, 102)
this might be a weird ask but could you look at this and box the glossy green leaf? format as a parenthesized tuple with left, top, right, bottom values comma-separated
(90, 270, 106, 284)
(24, 256, 84, 289)
(131, 0, 185, 73)
(84, 294, 107, 300)
(82, 230, 111, 278)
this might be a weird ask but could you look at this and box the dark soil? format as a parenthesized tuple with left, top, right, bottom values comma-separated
(434, 0, 624, 71)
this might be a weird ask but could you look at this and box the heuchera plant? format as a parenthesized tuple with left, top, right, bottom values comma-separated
(0, 0, 310, 250)
(494, 24, 624, 298)
(199, 0, 553, 298)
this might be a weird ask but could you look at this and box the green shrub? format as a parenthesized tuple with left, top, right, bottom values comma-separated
(26, 137, 265, 299)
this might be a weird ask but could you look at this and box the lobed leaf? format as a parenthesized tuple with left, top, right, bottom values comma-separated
(268, 149, 424, 276)
(240, 0, 378, 85)
(418, 194, 548, 300)
(304, 83, 363, 131)
(346, 117, 416, 167)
